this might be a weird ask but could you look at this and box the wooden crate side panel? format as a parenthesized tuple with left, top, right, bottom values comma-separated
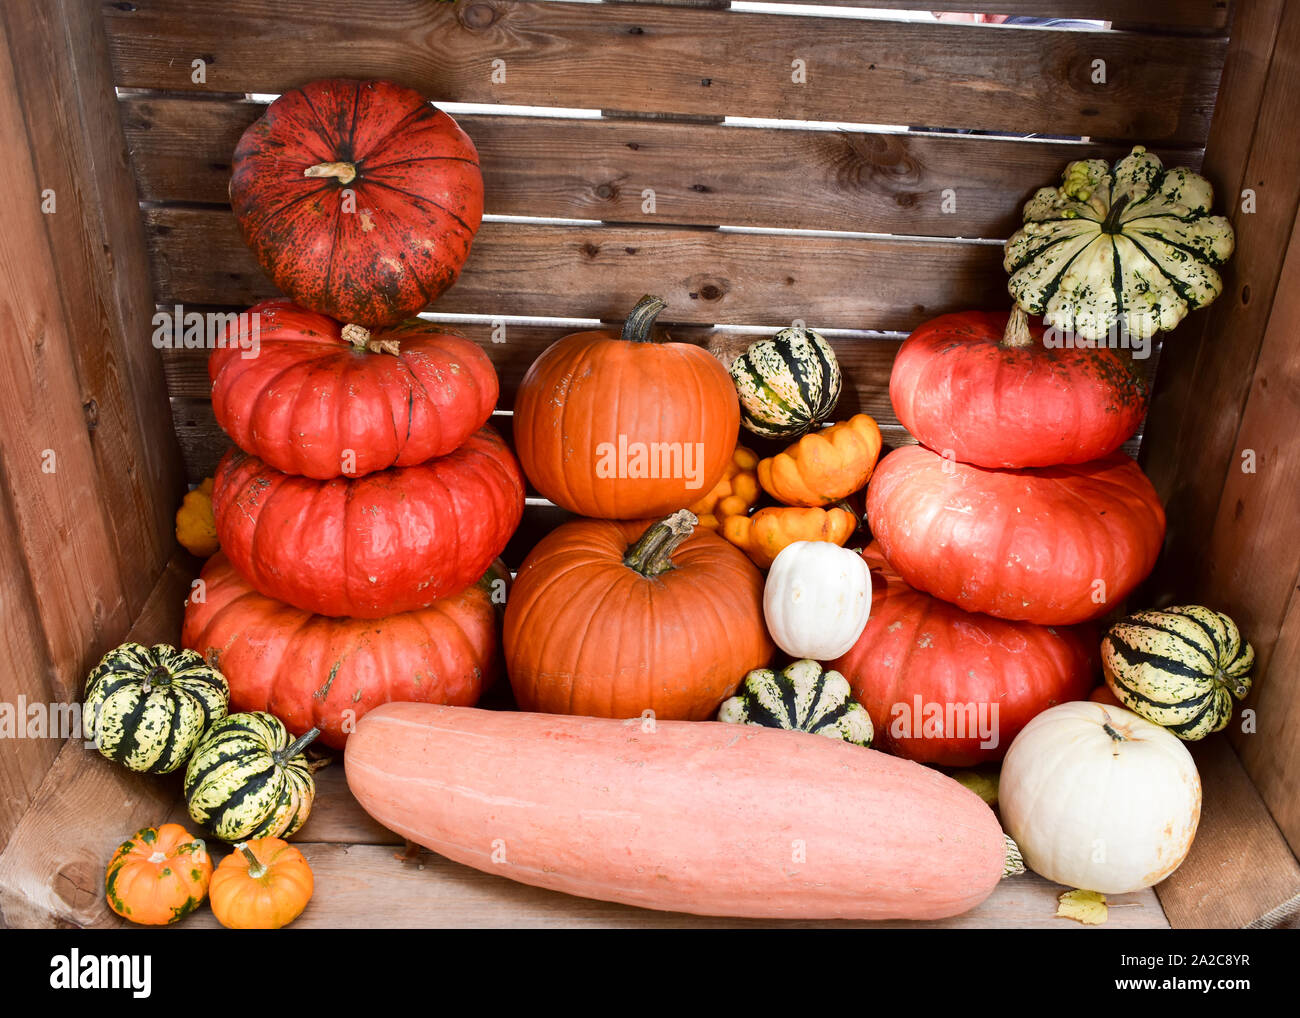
(1142, 0, 1297, 601)
(102, 1, 1224, 143)
(1212, 210, 1300, 856)
(0, 482, 62, 854)
(118, 97, 1204, 238)
(3, 0, 186, 622)
(0, 13, 132, 697)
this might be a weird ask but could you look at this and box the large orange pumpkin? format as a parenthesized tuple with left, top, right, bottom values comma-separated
(212, 427, 523, 618)
(503, 510, 772, 719)
(830, 545, 1096, 766)
(182, 553, 502, 748)
(866, 446, 1165, 624)
(513, 296, 739, 519)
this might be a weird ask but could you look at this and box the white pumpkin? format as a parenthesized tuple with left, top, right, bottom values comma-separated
(763, 541, 871, 660)
(999, 702, 1201, 894)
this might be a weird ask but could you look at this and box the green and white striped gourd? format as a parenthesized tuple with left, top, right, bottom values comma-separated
(729, 327, 842, 438)
(1004, 146, 1234, 341)
(184, 711, 318, 841)
(1102, 605, 1254, 741)
(83, 642, 229, 774)
(718, 659, 873, 746)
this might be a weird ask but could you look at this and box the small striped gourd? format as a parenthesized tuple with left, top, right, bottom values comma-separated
(1102, 605, 1254, 741)
(184, 712, 318, 841)
(84, 643, 229, 774)
(729, 328, 842, 439)
(718, 659, 873, 746)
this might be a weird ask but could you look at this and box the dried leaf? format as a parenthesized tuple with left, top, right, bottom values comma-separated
(1057, 888, 1108, 925)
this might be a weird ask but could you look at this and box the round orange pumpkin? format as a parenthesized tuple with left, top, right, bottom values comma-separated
(513, 296, 740, 519)
(503, 510, 773, 719)
(210, 838, 314, 930)
(104, 823, 212, 926)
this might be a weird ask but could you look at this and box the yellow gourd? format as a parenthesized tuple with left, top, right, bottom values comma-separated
(176, 478, 219, 557)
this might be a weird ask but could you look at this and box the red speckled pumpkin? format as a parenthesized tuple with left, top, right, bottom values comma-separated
(890, 309, 1148, 468)
(212, 427, 524, 619)
(866, 446, 1165, 625)
(830, 545, 1096, 765)
(504, 510, 773, 720)
(230, 79, 483, 327)
(513, 296, 740, 519)
(183, 553, 504, 748)
(209, 300, 497, 479)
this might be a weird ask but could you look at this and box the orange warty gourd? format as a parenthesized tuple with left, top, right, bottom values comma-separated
(512, 296, 740, 519)
(758, 414, 883, 507)
(104, 824, 212, 926)
(503, 510, 772, 720)
(209, 838, 314, 930)
(345, 703, 1022, 920)
(722, 504, 858, 569)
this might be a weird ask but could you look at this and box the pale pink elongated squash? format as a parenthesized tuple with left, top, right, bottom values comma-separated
(345, 703, 1011, 920)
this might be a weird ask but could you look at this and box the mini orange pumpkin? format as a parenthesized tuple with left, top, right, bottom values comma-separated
(210, 838, 314, 930)
(757, 414, 883, 507)
(104, 823, 212, 925)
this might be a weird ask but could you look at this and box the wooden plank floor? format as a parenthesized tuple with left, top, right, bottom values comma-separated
(148, 767, 1169, 930)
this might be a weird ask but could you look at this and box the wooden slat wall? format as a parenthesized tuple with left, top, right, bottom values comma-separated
(0, 0, 185, 854)
(754, 1, 1231, 33)
(120, 98, 1203, 237)
(102, 1, 1225, 140)
(109, 3, 1199, 492)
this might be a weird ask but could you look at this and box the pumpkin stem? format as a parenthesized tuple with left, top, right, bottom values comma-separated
(342, 323, 372, 350)
(1100, 193, 1131, 234)
(1002, 834, 1026, 878)
(620, 295, 669, 344)
(141, 664, 170, 694)
(304, 160, 358, 186)
(276, 727, 321, 764)
(1001, 305, 1034, 348)
(236, 842, 268, 879)
(624, 510, 698, 577)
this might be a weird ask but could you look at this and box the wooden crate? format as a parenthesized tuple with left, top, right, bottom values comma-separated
(1, 0, 1298, 928)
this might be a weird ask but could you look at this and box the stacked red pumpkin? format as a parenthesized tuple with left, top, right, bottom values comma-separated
(182, 80, 525, 748)
(833, 307, 1166, 764)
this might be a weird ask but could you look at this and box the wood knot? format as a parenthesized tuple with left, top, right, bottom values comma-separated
(460, 3, 498, 30)
(581, 241, 601, 258)
(82, 398, 99, 431)
(594, 183, 616, 200)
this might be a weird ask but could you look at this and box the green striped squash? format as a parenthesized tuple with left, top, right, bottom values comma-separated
(718, 659, 873, 746)
(729, 327, 842, 438)
(1102, 605, 1254, 741)
(184, 712, 318, 842)
(83, 642, 229, 774)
